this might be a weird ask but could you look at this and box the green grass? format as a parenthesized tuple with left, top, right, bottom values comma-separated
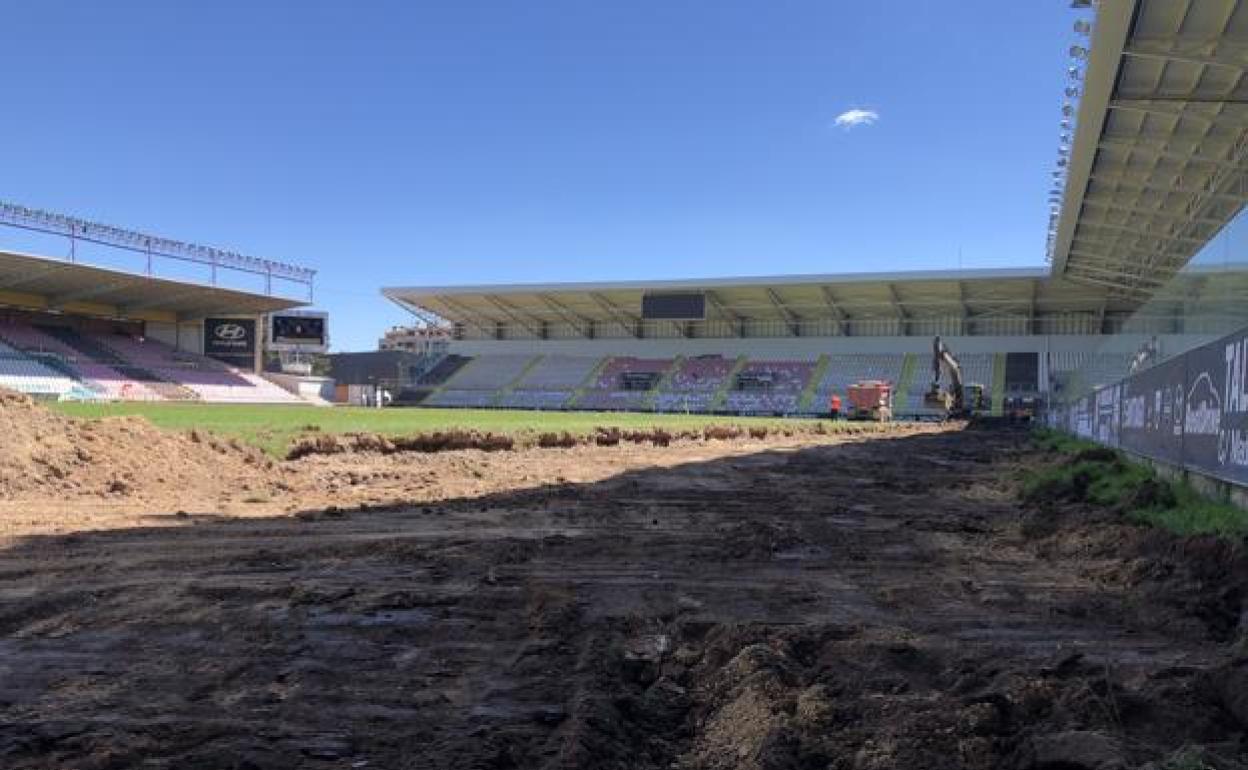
(1157, 747, 1215, 770)
(1025, 429, 1248, 538)
(1029, 427, 1097, 455)
(50, 402, 833, 457)
(1133, 481, 1248, 539)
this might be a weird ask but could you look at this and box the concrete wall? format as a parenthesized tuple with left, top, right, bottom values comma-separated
(146, 322, 178, 349)
(146, 321, 207, 355)
(264, 372, 334, 402)
(1134, 453, 1248, 514)
(178, 323, 205, 355)
(145, 320, 206, 355)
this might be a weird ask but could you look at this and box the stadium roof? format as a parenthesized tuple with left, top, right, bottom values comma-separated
(1053, 0, 1248, 296)
(0, 249, 304, 323)
(384, 267, 1126, 333)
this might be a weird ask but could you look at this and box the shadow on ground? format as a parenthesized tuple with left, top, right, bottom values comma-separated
(1, 426, 1245, 770)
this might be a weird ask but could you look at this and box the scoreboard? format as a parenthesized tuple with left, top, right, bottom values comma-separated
(268, 311, 329, 352)
(641, 292, 705, 321)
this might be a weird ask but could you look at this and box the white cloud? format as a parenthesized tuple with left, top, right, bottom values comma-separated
(833, 108, 879, 130)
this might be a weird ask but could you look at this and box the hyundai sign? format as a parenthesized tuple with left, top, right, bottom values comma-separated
(204, 317, 257, 366)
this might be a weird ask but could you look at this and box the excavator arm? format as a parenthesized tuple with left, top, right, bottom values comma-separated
(929, 336, 966, 414)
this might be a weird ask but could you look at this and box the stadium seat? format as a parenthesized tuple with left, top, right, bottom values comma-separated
(811, 354, 906, 411)
(722, 359, 815, 415)
(0, 321, 304, 403)
(652, 356, 734, 413)
(577, 357, 672, 411)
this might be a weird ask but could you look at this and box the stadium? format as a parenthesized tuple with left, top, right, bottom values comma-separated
(6, 1, 1248, 768)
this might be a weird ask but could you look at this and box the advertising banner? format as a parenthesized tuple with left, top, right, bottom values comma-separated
(1060, 324, 1248, 489)
(1074, 394, 1093, 439)
(1117, 354, 1186, 465)
(1093, 383, 1121, 448)
(1187, 328, 1248, 485)
(204, 317, 257, 367)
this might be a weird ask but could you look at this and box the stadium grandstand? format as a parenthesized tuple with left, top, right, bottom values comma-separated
(380, 263, 1248, 416)
(0, 203, 323, 404)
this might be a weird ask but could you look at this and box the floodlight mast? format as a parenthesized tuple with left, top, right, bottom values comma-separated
(0, 200, 316, 299)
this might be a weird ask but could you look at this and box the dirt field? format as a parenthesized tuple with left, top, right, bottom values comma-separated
(3, 400, 1248, 769)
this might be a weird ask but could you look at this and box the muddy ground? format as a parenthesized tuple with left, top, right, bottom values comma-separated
(4, 420, 1248, 769)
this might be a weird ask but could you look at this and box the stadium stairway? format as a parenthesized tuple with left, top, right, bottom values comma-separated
(492, 355, 544, 406)
(438, 356, 480, 390)
(565, 356, 610, 409)
(797, 354, 830, 413)
(991, 353, 1007, 416)
(414, 356, 472, 404)
(894, 354, 919, 415)
(642, 356, 683, 411)
(36, 326, 125, 366)
(709, 355, 749, 412)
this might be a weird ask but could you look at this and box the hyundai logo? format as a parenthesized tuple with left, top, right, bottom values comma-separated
(214, 323, 248, 341)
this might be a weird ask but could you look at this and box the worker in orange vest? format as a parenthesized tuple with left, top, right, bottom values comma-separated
(829, 394, 842, 419)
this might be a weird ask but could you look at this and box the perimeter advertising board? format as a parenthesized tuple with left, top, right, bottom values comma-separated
(1055, 325, 1248, 488)
(1117, 354, 1186, 464)
(1186, 328, 1248, 485)
(1093, 383, 1121, 447)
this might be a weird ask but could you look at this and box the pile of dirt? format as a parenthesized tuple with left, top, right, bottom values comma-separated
(1017, 451, 1248, 645)
(561, 618, 1241, 770)
(0, 389, 277, 500)
(285, 421, 921, 460)
(286, 429, 518, 459)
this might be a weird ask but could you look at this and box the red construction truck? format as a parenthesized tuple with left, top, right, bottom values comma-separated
(846, 380, 893, 422)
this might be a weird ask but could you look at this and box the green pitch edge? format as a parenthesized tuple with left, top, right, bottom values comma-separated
(709, 355, 749, 411)
(797, 354, 830, 412)
(491, 355, 545, 407)
(990, 353, 1007, 416)
(894, 354, 919, 411)
(643, 356, 684, 411)
(565, 356, 611, 409)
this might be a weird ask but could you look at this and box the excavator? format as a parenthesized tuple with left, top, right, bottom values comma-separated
(923, 335, 986, 420)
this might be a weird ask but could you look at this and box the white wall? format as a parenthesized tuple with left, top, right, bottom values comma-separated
(146, 321, 205, 354)
(177, 322, 204, 354)
(146, 322, 179, 349)
(265, 372, 334, 402)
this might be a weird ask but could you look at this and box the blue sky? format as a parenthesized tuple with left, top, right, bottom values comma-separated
(3, 2, 1076, 350)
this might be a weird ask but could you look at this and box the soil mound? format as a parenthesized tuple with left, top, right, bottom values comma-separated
(285, 421, 923, 460)
(0, 389, 274, 500)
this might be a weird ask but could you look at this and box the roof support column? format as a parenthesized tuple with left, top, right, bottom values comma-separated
(764, 288, 800, 337)
(886, 283, 908, 336)
(589, 292, 642, 339)
(482, 295, 544, 339)
(819, 286, 849, 336)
